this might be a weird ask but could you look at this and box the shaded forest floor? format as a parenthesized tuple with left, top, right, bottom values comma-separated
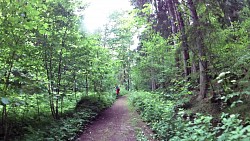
(183, 94, 250, 122)
(76, 96, 156, 141)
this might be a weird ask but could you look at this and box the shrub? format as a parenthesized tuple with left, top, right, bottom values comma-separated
(129, 91, 250, 141)
(19, 92, 116, 141)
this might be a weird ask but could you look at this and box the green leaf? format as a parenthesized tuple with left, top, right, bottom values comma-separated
(39, 29, 46, 34)
(1, 97, 10, 105)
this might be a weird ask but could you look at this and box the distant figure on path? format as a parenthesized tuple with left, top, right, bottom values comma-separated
(115, 85, 120, 97)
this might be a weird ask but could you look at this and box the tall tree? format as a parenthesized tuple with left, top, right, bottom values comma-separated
(101, 11, 135, 90)
(187, 0, 208, 99)
(172, 0, 191, 78)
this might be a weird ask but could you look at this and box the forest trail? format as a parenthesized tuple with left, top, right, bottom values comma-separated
(76, 96, 155, 141)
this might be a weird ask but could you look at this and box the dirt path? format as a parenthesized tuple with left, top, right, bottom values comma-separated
(76, 96, 155, 141)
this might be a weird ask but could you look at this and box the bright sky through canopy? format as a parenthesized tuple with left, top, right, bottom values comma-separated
(83, 0, 132, 32)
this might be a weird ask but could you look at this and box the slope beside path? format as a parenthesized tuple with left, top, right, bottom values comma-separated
(76, 96, 155, 141)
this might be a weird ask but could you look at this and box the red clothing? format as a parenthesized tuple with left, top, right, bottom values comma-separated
(116, 88, 120, 95)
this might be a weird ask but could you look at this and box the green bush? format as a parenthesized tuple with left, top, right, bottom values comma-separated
(171, 113, 216, 141)
(128, 91, 176, 140)
(216, 113, 250, 141)
(129, 91, 250, 141)
(18, 92, 116, 141)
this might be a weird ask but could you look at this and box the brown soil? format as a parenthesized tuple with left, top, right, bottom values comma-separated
(76, 96, 156, 141)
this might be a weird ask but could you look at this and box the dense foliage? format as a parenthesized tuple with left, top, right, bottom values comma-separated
(20, 93, 116, 141)
(0, 1, 119, 140)
(130, 0, 250, 98)
(129, 91, 250, 141)
(1, 0, 250, 140)
(127, 0, 250, 140)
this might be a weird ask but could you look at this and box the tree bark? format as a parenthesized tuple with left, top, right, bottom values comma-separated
(44, 45, 56, 119)
(173, 0, 191, 78)
(167, 0, 178, 34)
(85, 73, 88, 95)
(150, 62, 156, 91)
(3, 51, 16, 141)
(175, 47, 181, 72)
(187, 0, 208, 100)
(55, 48, 63, 119)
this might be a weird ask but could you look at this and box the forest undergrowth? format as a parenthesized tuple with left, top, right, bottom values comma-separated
(128, 86, 250, 141)
(1, 92, 116, 141)
(1, 0, 250, 141)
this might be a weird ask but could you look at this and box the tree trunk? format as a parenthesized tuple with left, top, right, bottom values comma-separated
(127, 72, 130, 91)
(3, 106, 7, 141)
(44, 47, 56, 119)
(173, 0, 191, 78)
(167, 0, 178, 34)
(36, 93, 40, 121)
(197, 36, 208, 100)
(150, 67, 156, 91)
(151, 78, 156, 91)
(85, 73, 88, 95)
(73, 72, 77, 102)
(175, 47, 181, 70)
(55, 48, 63, 119)
(3, 51, 16, 141)
(187, 0, 208, 100)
